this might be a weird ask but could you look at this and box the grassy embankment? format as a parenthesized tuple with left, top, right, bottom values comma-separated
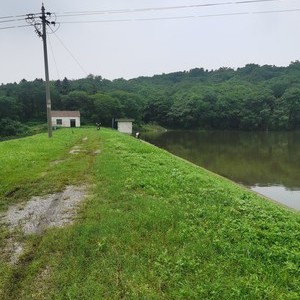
(0, 128, 299, 299)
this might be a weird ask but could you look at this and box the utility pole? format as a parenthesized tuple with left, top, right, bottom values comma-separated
(26, 4, 56, 138)
(41, 4, 52, 138)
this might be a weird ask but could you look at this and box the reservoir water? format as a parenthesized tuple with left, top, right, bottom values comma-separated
(143, 130, 300, 210)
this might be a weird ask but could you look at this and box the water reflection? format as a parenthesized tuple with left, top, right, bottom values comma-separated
(143, 130, 300, 210)
(251, 185, 300, 210)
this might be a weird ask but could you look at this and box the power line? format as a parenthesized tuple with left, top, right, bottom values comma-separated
(56, 0, 280, 18)
(0, 24, 31, 30)
(50, 28, 88, 77)
(0, 0, 288, 23)
(0, 13, 37, 20)
(255, 8, 300, 14)
(48, 34, 60, 79)
(57, 7, 300, 25)
(0, 17, 26, 24)
(0, 1, 297, 30)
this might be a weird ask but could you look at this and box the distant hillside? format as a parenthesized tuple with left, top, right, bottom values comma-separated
(1, 61, 300, 137)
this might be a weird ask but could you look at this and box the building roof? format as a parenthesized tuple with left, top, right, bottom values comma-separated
(115, 118, 135, 122)
(51, 111, 80, 118)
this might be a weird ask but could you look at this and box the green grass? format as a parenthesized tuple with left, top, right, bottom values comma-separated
(0, 127, 100, 210)
(0, 128, 299, 299)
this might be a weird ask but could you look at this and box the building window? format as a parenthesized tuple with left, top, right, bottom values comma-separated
(56, 119, 62, 125)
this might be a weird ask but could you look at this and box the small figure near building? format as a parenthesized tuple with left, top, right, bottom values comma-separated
(135, 132, 140, 139)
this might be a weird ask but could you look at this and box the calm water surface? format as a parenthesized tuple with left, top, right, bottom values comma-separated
(143, 130, 300, 210)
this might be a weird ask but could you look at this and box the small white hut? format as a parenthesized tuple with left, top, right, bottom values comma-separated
(115, 118, 134, 134)
(51, 111, 81, 128)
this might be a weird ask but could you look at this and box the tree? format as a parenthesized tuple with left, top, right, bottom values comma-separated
(16, 79, 45, 121)
(61, 91, 90, 111)
(239, 89, 275, 130)
(61, 77, 71, 95)
(282, 87, 300, 129)
(0, 118, 28, 137)
(0, 96, 19, 120)
(61, 91, 93, 124)
(1, 62, 300, 133)
(90, 93, 121, 126)
(143, 91, 173, 126)
(109, 91, 142, 120)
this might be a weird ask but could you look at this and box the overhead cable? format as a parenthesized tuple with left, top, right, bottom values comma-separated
(0, 0, 285, 21)
(50, 28, 88, 76)
(0, 17, 27, 24)
(0, 1, 297, 30)
(0, 13, 37, 20)
(57, 7, 300, 25)
(0, 24, 31, 30)
(56, 0, 279, 17)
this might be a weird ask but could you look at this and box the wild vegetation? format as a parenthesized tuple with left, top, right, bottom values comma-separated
(1, 62, 300, 138)
(0, 128, 299, 299)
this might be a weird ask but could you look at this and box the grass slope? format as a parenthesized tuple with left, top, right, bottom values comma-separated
(0, 128, 299, 299)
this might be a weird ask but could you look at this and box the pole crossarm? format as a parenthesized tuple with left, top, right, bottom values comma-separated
(25, 6, 57, 37)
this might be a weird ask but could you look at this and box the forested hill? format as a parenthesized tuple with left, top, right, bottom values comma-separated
(1, 61, 300, 136)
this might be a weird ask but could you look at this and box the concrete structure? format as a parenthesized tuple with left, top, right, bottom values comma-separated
(115, 118, 134, 134)
(51, 111, 81, 128)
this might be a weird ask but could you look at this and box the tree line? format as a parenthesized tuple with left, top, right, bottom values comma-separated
(1, 61, 300, 136)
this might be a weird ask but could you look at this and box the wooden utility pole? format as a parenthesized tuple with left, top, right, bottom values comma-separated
(41, 4, 52, 138)
(26, 5, 55, 138)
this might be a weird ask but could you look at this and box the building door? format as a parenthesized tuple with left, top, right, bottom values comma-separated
(70, 119, 76, 127)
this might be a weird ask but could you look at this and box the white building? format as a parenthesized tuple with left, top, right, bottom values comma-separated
(115, 118, 134, 134)
(51, 111, 81, 128)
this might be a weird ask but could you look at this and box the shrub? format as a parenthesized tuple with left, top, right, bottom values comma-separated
(0, 118, 28, 138)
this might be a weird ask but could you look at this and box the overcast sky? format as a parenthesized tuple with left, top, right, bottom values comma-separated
(1, 0, 299, 84)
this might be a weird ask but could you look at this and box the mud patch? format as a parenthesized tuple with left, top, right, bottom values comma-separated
(69, 149, 88, 154)
(4, 238, 24, 264)
(2, 185, 87, 235)
(69, 149, 80, 154)
(49, 160, 65, 166)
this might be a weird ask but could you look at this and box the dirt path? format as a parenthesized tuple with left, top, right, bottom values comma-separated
(1, 185, 88, 263)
